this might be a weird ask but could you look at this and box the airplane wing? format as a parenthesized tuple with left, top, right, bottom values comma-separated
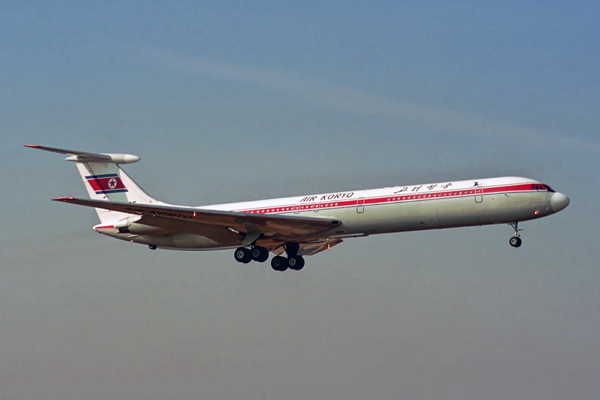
(53, 197, 342, 239)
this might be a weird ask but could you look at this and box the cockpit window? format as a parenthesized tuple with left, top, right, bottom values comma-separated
(531, 184, 555, 192)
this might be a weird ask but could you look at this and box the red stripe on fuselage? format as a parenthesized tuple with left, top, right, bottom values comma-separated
(236, 183, 543, 214)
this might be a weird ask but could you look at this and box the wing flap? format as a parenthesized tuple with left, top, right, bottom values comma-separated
(271, 238, 343, 256)
(299, 238, 344, 255)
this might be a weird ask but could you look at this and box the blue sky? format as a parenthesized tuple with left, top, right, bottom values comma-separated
(2, 1, 599, 399)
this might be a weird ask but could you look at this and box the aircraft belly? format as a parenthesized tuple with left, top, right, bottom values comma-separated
(169, 233, 222, 248)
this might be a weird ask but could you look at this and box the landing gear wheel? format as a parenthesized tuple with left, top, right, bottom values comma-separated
(148, 245, 157, 250)
(509, 237, 522, 248)
(508, 222, 523, 248)
(234, 247, 253, 263)
(271, 256, 289, 271)
(251, 246, 269, 263)
(287, 256, 305, 271)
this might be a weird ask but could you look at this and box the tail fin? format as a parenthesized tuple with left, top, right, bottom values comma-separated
(26, 145, 160, 223)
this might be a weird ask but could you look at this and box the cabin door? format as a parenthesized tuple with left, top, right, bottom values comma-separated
(357, 197, 365, 213)
(475, 187, 483, 203)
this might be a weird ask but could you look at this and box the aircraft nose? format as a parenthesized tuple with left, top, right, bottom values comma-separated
(551, 192, 570, 213)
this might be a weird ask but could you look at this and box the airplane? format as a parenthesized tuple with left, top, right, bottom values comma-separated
(26, 145, 570, 271)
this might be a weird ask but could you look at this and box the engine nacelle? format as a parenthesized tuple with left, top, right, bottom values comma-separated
(114, 216, 167, 235)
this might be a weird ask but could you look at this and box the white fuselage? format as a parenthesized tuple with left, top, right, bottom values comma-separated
(97, 176, 569, 250)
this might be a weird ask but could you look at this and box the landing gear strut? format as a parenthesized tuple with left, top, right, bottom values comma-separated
(508, 222, 523, 248)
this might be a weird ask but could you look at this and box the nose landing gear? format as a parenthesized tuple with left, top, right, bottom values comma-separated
(508, 222, 523, 248)
(509, 236, 522, 248)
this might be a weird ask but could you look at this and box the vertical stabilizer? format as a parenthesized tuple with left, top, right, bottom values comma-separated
(75, 162, 130, 223)
(26, 145, 160, 224)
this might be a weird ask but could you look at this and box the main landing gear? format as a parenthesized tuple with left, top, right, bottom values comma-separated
(508, 222, 523, 248)
(271, 254, 305, 272)
(233, 243, 305, 272)
(234, 246, 269, 264)
(273, 242, 304, 272)
(270, 242, 305, 272)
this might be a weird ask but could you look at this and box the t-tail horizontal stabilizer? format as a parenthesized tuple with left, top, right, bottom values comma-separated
(24, 145, 140, 164)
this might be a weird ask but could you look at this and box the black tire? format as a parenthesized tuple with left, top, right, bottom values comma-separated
(288, 256, 305, 271)
(251, 246, 269, 263)
(234, 247, 253, 263)
(271, 256, 288, 271)
(509, 237, 522, 248)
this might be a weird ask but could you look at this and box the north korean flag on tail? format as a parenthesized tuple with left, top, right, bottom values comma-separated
(86, 174, 128, 194)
